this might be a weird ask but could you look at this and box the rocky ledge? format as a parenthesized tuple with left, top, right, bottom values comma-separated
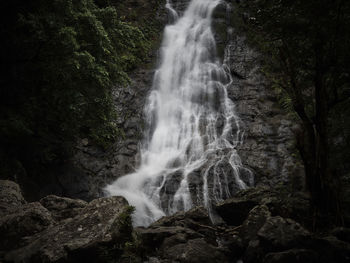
(0, 180, 134, 263)
(1, 180, 349, 263)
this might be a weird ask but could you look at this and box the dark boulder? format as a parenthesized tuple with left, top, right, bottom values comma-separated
(40, 195, 87, 221)
(0, 202, 54, 251)
(162, 238, 228, 263)
(257, 216, 311, 251)
(331, 227, 350, 243)
(215, 198, 258, 226)
(153, 206, 212, 228)
(244, 239, 265, 263)
(263, 249, 319, 263)
(137, 225, 202, 251)
(239, 205, 271, 245)
(137, 206, 231, 262)
(5, 196, 130, 263)
(0, 180, 26, 215)
(308, 236, 350, 263)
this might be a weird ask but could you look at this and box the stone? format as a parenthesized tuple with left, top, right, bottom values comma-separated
(137, 205, 231, 262)
(239, 205, 271, 245)
(263, 249, 319, 263)
(215, 197, 259, 226)
(153, 206, 211, 227)
(308, 236, 350, 263)
(244, 239, 265, 263)
(257, 216, 311, 251)
(218, 233, 245, 260)
(331, 227, 350, 243)
(39, 195, 87, 221)
(137, 226, 202, 250)
(0, 202, 54, 251)
(5, 196, 130, 263)
(0, 180, 26, 215)
(261, 191, 311, 228)
(163, 238, 229, 263)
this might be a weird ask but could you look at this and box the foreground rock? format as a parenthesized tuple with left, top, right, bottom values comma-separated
(137, 207, 230, 263)
(1, 181, 350, 263)
(5, 197, 130, 263)
(0, 202, 54, 251)
(0, 180, 26, 214)
(257, 216, 310, 250)
(0, 180, 132, 263)
(213, 186, 350, 263)
(216, 186, 312, 228)
(39, 195, 87, 221)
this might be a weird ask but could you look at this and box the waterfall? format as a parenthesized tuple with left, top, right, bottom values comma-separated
(105, 0, 253, 226)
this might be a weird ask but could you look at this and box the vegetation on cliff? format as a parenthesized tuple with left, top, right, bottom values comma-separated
(0, 0, 161, 181)
(234, 0, 350, 224)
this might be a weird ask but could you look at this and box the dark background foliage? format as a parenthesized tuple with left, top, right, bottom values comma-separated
(0, 0, 152, 180)
(233, 0, 350, 223)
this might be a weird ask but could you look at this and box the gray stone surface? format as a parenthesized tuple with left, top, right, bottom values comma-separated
(4, 196, 130, 263)
(0, 180, 26, 215)
(257, 216, 311, 250)
(0, 202, 54, 251)
(264, 249, 319, 263)
(137, 206, 231, 262)
(39, 195, 87, 221)
(239, 205, 271, 245)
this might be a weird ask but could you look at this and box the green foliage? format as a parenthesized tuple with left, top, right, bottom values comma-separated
(115, 205, 135, 238)
(236, 0, 350, 173)
(0, 0, 150, 178)
(108, 205, 144, 263)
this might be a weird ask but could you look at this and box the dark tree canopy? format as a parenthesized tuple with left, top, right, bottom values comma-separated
(0, 0, 149, 178)
(236, 0, 350, 224)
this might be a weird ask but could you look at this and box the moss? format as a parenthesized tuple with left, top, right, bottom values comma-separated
(112, 205, 135, 242)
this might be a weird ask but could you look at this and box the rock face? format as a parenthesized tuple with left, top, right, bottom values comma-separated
(215, 198, 258, 226)
(0, 202, 54, 251)
(168, 0, 305, 191)
(138, 186, 350, 263)
(257, 216, 310, 250)
(137, 206, 230, 263)
(0, 180, 26, 214)
(263, 249, 319, 263)
(9, 0, 167, 202)
(39, 195, 87, 221)
(9, 0, 304, 203)
(0, 180, 132, 263)
(213, 0, 305, 189)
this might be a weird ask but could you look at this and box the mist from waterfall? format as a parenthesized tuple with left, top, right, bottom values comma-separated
(105, 0, 253, 226)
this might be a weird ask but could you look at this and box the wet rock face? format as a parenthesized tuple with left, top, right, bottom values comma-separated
(213, 1, 305, 189)
(24, 0, 303, 202)
(164, 0, 305, 192)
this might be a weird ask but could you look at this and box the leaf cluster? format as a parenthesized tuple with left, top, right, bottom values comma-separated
(0, 0, 150, 178)
(235, 0, 350, 173)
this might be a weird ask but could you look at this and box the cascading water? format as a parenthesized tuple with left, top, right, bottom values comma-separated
(105, 0, 253, 226)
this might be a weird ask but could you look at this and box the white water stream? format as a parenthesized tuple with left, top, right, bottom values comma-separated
(105, 0, 252, 226)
